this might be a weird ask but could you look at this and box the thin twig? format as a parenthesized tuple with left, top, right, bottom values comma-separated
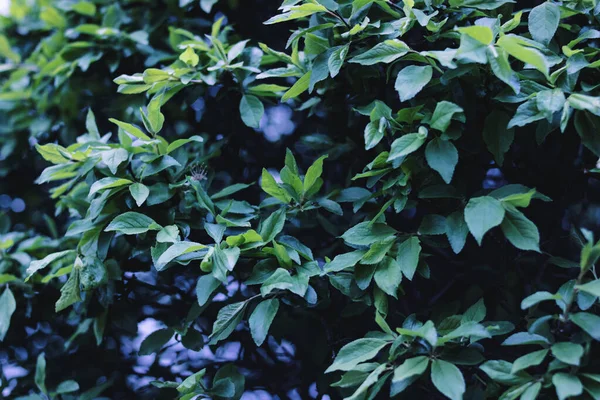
(386, 1, 404, 13)
(326, 10, 351, 30)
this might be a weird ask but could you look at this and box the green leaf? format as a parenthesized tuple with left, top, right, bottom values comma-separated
(249, 299, 279, 346)
(0, 287, 16, 341)
(500, 189, 537, 208)
(258, 208, 286, 242)
(395, 65, 433, 102)
(181, 328, 204, 352)
(205, 223, 226, 243)
(528, 2, 560, 45)
(56, 380, 80, 394)
(576, 279, 600, 297)
(464, 196, 506, 245)
(281, 166, 303, 198)
(260, 268, 295, 296)
(537, 89, 565, 121)
(374, 257, 402, 298)
(284, 149, 299, 175)
(196, 274, 221, 307)
(396, 320, 438, 347)
(430, 101, 464, 133)
(521, 291, 561, 309)
(483, 111, 514, 166)
(362, 238, 395, 265)
(423, 215, 447, 233)
(364, 121, 385, 151)
(129, 183, 150, 207)
(303, 155, 327, 194)
(328, 45, 349, 77)
(0, 34, 20, 62)
(388, 130, 428, 161)
(511, 349, 548, 373)
(456, 33, 488, 64)
(500, 206, 540, 252)
(279, 235, 313, 261)
(553, 373, 583, 400)
(101, 149, 128, 175)
(264, 3, 328, 24)
(25, 250, 75, 281)
(226, 229, 263, 247)
(345, 364, 388, 400)
(349, 40, 409, 65)
(282, 71, 311, 101)
(480, 360, 531, 385)
(309, 49, 332, 92)
(438, 322, 491, 344)
(36, 143, 71, 164)
(462, 298, 486, 323)
(318, 198, 343, 215)
(109, 118, 152, 141)
(570, 312, 600, 340)
(166, 136, 204, 154)
(239, 95, 264, 129)
(261, 169, 289, 203)
(272, 240, 293, 268)
(446, 211, 469, 254)
(425, 138, 458, 184)
(458, 25, 494, 45)
(569, 94, 600, 117)
(211, 183, 252, 200)
(176, 369, 206, 393)
(508, 99, 546, 128)
(430, 359, 465, 400)
(449, 0, 515, 9)
(502, 332, 550, 346)
(323, 250, 367, 273)
(551, 342, 584, 366)
(397, 237, 421, 281)
(89, 177, 132, 197)
(41, 6, 66, 28)
(522, 382, 542, 400)
(190, 179, 217, 216)
(139, 328, 173, 355)
(325, 338, 390, 373)
(580, 240, 600, 272)
(341, 221, 396, 246)
(105, 212, 162, 235)
(72, 1, 96, 16)
(575, 111, 600, 157)
(143, 93, 166, 135)
(85, 108, 100, 139)
(392, 356, 429, 383)
(35, 353, 47, 394)
(157, 225, 180, 243)
(79, 257, 107, 290)
(209, 301, 247, 345)
(55, 269, 82, 312)
(179, 46, 199, 67)
(497, 35, 549, 77)
(212, 247, 240, 282)
(155, 241, 205, 271)
(487, 46, 520, 94)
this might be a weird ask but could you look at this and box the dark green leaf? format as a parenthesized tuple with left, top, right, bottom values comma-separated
(249, 299, 279, 346)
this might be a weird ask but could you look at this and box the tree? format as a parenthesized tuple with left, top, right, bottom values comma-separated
(1, 0, 600, 399)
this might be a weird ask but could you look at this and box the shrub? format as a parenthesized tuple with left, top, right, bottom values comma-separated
(2, 0, 600, 399)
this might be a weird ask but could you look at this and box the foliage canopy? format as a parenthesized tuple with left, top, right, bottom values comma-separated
(2, 0, 600, 399)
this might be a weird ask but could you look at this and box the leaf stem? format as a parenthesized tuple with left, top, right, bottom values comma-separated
(386, 1, 404, 13)
(327, 10, 351, 30)
(561, 268, 587, 320)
